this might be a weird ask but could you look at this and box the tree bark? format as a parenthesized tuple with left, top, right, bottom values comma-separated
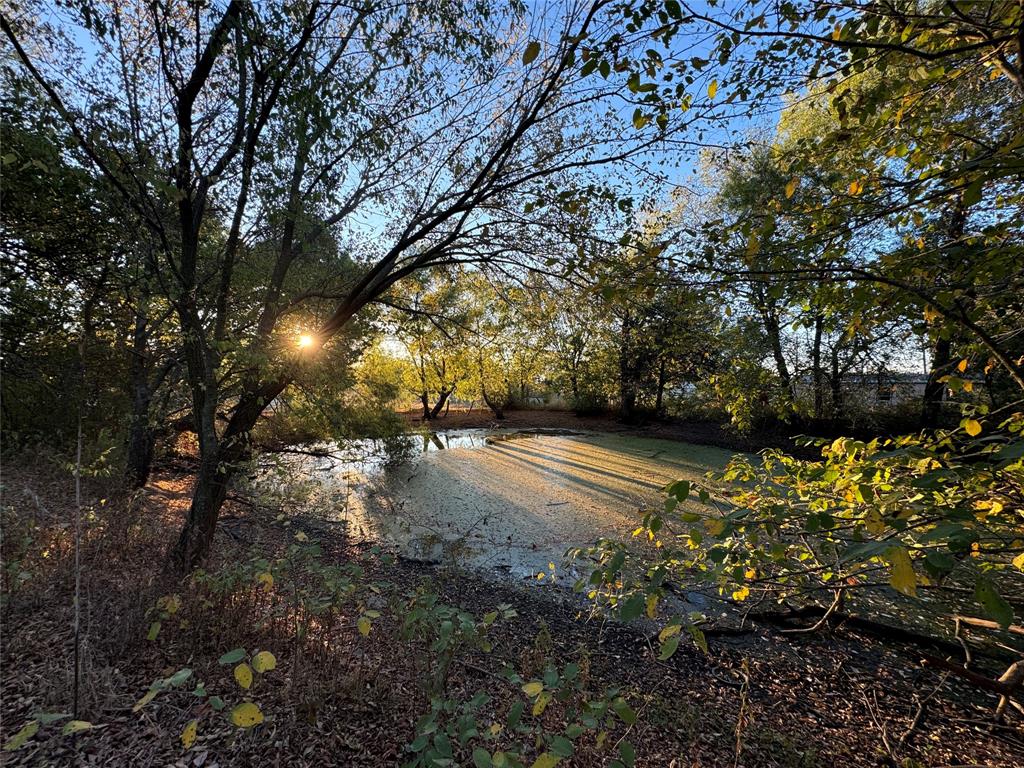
(756, 295, 793, 398)
(125, 304, 155, 488)
(430, 388, 453, 419)
(169, 444, 238, 571)
(655, 357, 667, 416)
(921, 336, 952, 428)
(812, 313, 825, 420)
(829, 345, 843, 421)
(619, 311, 638, 421)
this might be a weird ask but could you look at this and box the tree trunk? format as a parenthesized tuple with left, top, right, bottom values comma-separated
(619, 312, 638, 421)
(655, 358, 667, 416)
(420, 391, 432, 420)
(921, 336, 952, 428)
(829, 346, 843, 422)
(169, 447, 237, 571)
(430, 388, 452, 419)
(481, 385, 504, 419)
(757, 299, 793, 398)
(125, 306, 155, 488)
(812, 314, 824, 420)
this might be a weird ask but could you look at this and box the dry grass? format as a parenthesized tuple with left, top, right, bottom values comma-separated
(1, 458, 1020, 767)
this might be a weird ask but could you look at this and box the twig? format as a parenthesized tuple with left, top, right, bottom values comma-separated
(897, 671, 949, 750)
(780, 589, 842, 634)
(954, 617, 972, 669)
(73, 415, 82, 721)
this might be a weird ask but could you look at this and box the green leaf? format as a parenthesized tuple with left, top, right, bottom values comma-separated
(166, 668, 193, 687)
(523, 41, 541, 65)
(4, 721, 39, 751)
(658, 635, 680, 660)
(975, 577, 1014, 630)
(549, 735, 573, 758)
(687, 624, 709, 654)
(147, 621, 161, 641)
(612, 698, 636, 725)
(507, 700, 524, 729)
(620, 593, 644, 621)
(666, 480, 690, 501)
(473, 747, 493, 768)
(218, 648, 246, 665)
(962, 178, 984, 206)
(619, 740, 637, 768)
(357, 617, 371, 636)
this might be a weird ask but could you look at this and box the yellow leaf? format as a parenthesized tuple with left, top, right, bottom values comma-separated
(294, 531, 308, 542)
(707, 79, 718, 99)
(62, 721, 92, 735)
(357, 617, 371, 636)
(230, 702, 263, 728)
(645, 594, 658, 618)
(530, 753, 561, 768)
(923, 306, 940, 323)
(1012, 552, 1024, 572)
(532, 691, 552, 716)
(886, 546, 917, 597)
(256, 572, 274, 589)
(521, 681, 544, 698)
(133, 688, 159, 713)
(252, 651, 276, 673)
(848, 179, 863, 195)
(158, 594, 182, 615)
(957, 359, 968, 373)
(658, 624, 681, 643)
(785, 178, 798, 198)
(744, 568, 757, 579)
(181, 719, 198, 750)
(732, 585, 750, 601)
(832, 23, 842, 40)
(705, 518, 725, 536)
(234, 663, 253, 690)
(4, 721, 39, 751)
(963, 418, 982, 437)
(963, 380, 973, 393)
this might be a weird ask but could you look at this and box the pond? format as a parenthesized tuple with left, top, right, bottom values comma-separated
(288, 428, 735, 581)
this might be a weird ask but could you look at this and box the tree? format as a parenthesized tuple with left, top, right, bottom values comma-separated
(2, 0, 683, 567)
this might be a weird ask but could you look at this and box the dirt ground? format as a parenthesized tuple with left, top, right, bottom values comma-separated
(1, 440, 1021, 767)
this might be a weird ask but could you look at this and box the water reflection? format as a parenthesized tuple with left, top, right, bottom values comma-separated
(275, 428, 731, 580)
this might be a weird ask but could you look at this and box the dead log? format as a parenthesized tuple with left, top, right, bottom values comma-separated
(953, 615, 1024, 637)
